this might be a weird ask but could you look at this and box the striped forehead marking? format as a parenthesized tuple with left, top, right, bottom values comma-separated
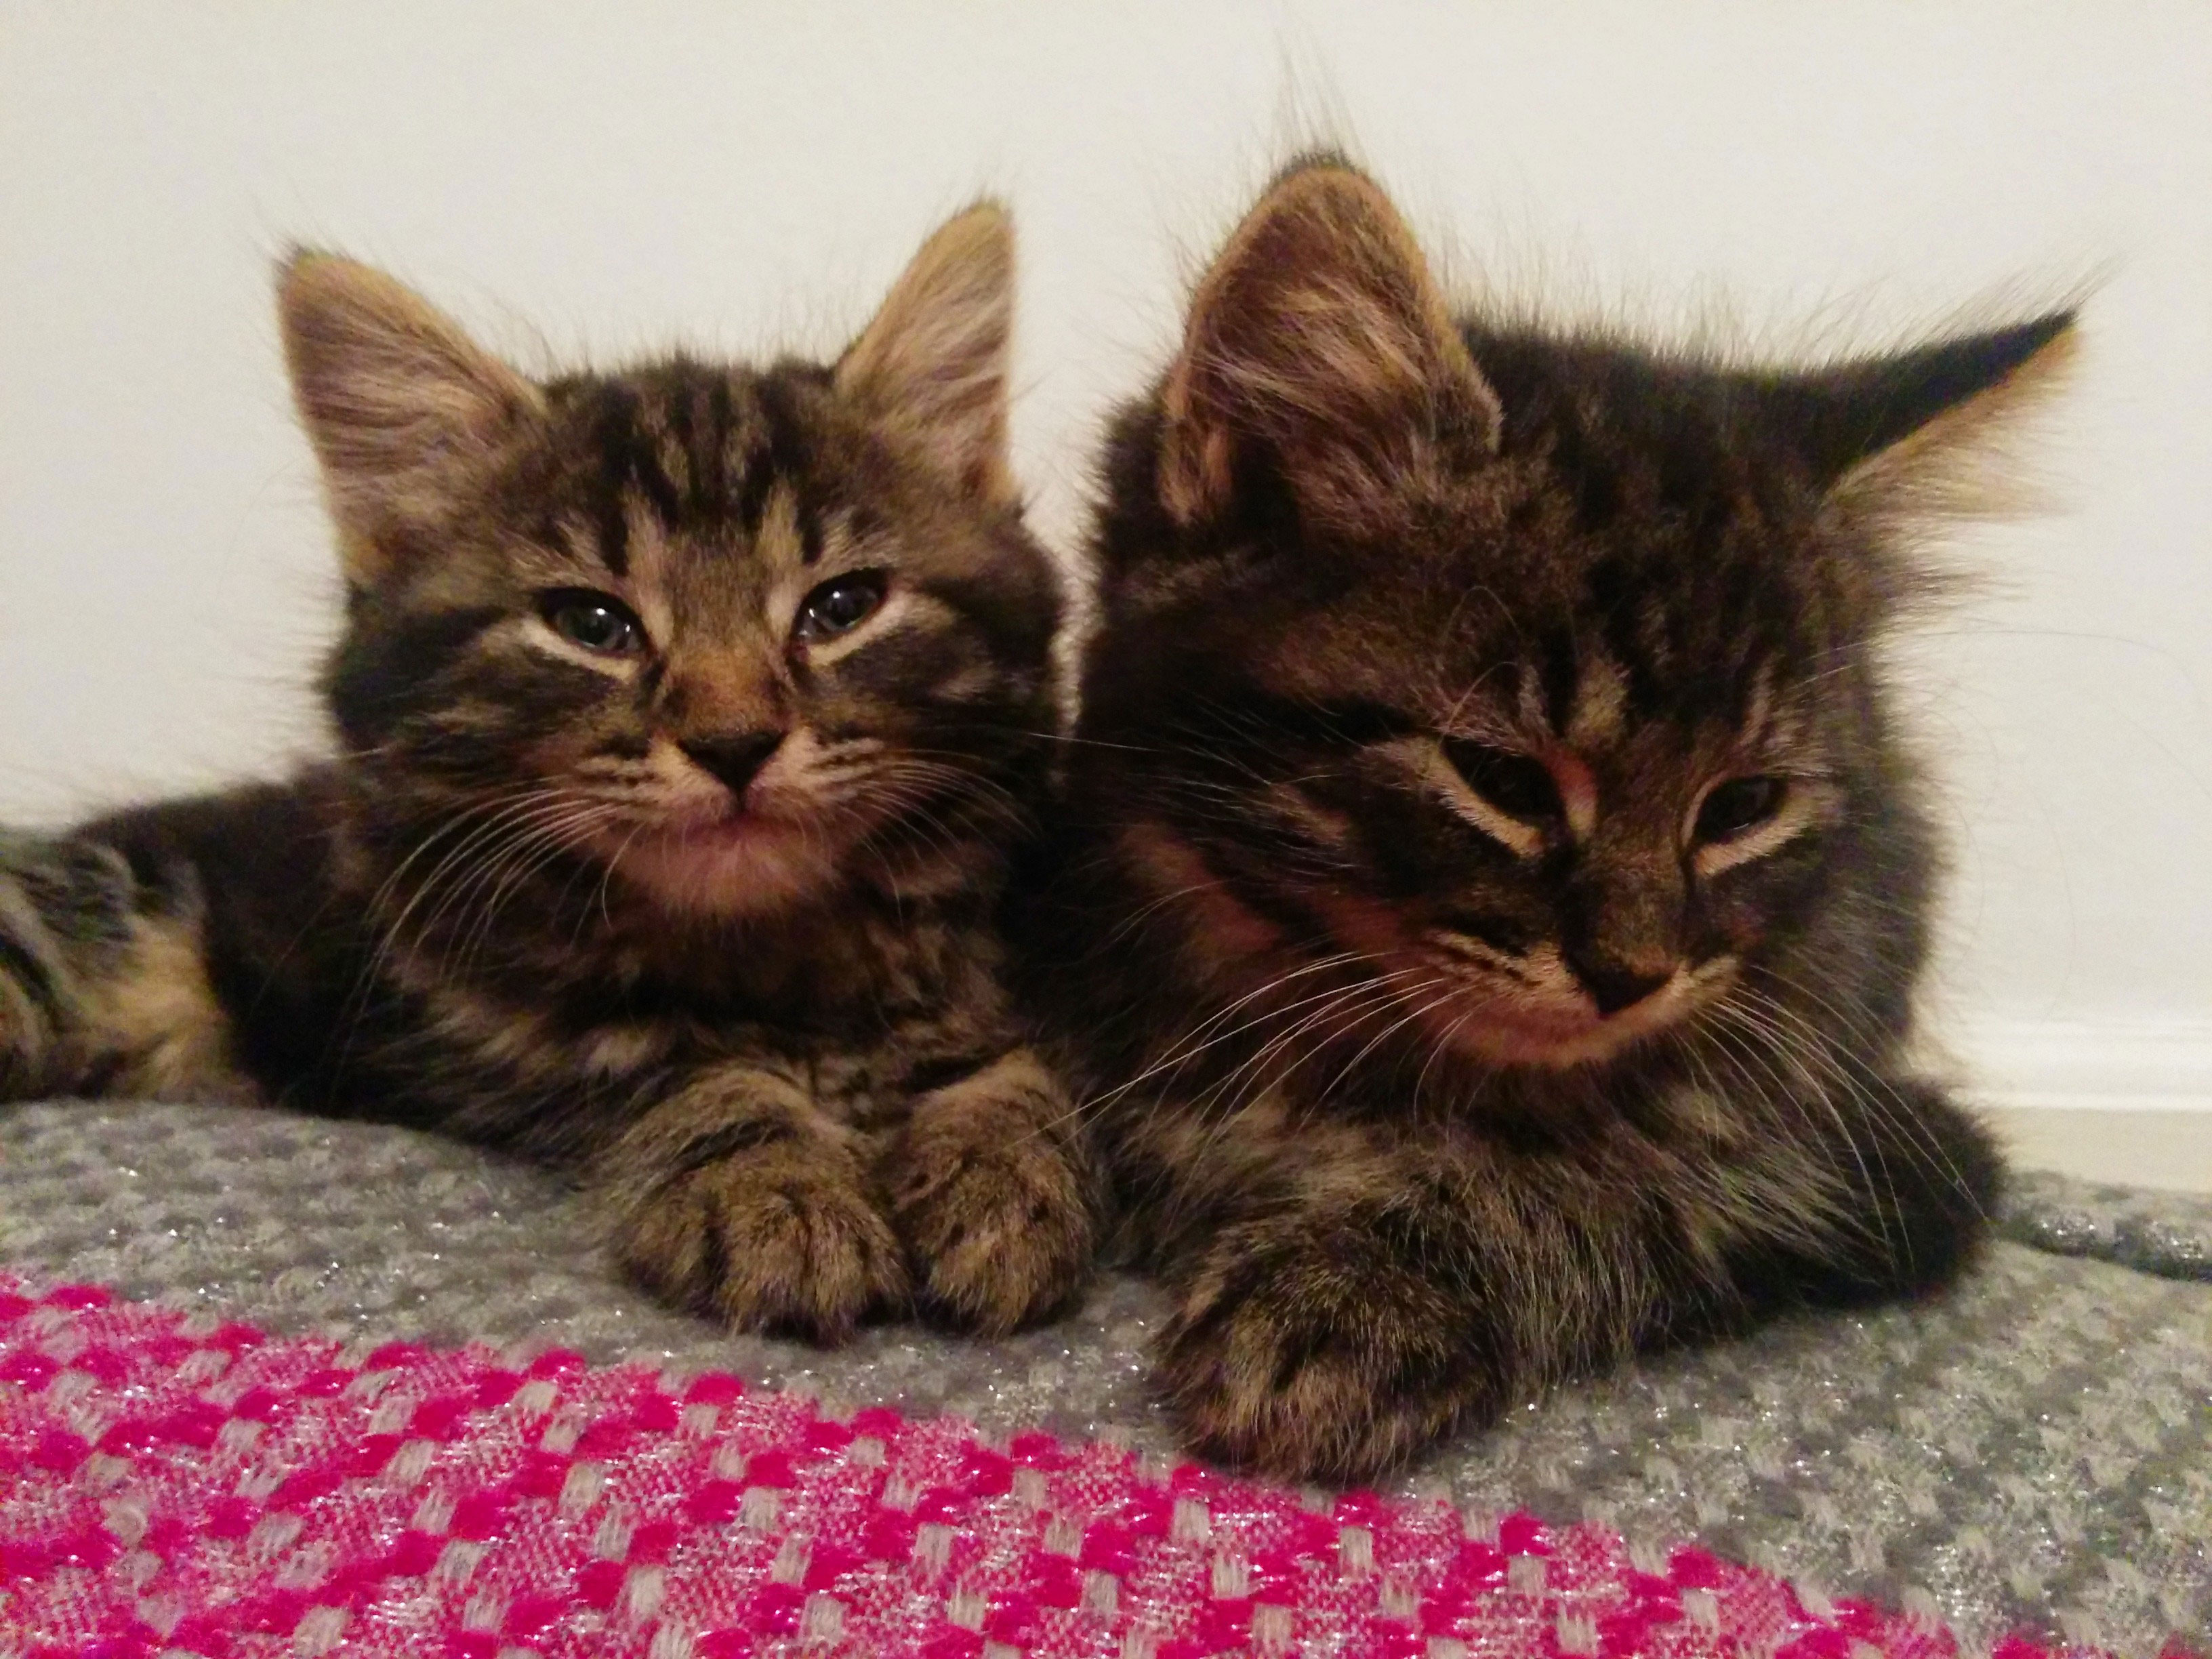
(562, 367, 830, 578)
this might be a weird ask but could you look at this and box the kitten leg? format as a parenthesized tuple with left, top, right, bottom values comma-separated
(1151, 1191, 1513, 1481)
(1734, 1073, 2003, 1311)
(884, 1048, 1098, 1336)
(1147, 1074, 2003, 1479)
(0, 832, 244, 1102)
(1134, 1115, 1496, 1481)
(1139, 1115, 1662, 1482)
(597, 1061, 907, 1342)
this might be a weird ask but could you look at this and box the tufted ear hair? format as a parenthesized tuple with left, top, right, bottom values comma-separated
(1762, 310, 2080, 516)
(1157, 158, 1502, 535)
(277, 250, 541, 588)
(836, 201, 1019, 506)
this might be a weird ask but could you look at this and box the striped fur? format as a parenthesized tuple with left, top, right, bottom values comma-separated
(0, 208, 1099, 1341)
(1027, 160, 2075, 1479)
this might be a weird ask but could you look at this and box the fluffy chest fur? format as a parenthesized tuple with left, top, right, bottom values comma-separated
(327, 776, 1021, 1151)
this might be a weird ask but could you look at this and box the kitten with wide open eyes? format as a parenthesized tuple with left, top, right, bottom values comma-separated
(0, 207, 1100, 1340)
(1028, 158, 2074, 1480)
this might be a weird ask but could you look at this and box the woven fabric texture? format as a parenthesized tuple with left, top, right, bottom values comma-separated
(1, 1100, 2207, 1654)
(2002, 1172, 2212, 1284)
(0, 1276, 2144, 1659)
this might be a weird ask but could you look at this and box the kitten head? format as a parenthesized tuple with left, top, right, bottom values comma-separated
(1084, 161, 2074, 1068)
(281, 206, 1057, 917)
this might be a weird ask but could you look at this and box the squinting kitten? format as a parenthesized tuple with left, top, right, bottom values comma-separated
(1030, 159, 2072, 1479)
(0, 206, 1100, 1340)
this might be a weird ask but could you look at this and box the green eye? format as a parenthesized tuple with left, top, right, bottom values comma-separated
(541, 590, 643, 655)
(794, 572, 887, 642)
(1441, 740, 1561, 820)
(1696, 775, 1786, 843)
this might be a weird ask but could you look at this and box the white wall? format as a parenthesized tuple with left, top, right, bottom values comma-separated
(4, 2, 2209, 1114)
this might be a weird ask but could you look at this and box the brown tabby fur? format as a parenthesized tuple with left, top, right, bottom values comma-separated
(1025, 159, 2074, 1479)
(0, 207, 1100, 1340)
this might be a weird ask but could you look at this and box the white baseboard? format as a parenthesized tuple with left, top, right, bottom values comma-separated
(1948, 1017, 2212, 1115)
(1946, 1017, 2212, 1193)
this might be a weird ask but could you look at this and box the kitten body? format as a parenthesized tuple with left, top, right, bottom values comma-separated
(0, 210, 1099, 1339)
(1029, 161, 2070, 1479)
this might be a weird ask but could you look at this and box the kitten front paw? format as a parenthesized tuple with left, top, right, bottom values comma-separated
(0, 852, 75, 1097)
(1153, 1216, 1507, 1481)
(0, 977, 46, 1097)
(612, 1148, 907, 1343)
(888, 1125, 1094, 1336)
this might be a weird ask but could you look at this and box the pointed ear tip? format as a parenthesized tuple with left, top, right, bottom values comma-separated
(274, 246, 336, 298)
(932, 199, 1016, 266)
(274, 249, 394, 324)
(2030, 308, 2081, 356)
(1999, 308, 2083, 386)
(1256, 157, 1394, 220)
(2015, 307, 2079, 350)
(278, 243, 369, 277)
(1276, 144, 1361, 177)
(950, 197, 1011, 228)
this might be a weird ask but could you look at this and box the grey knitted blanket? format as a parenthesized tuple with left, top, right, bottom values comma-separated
(1, 1100, 2206, 1654)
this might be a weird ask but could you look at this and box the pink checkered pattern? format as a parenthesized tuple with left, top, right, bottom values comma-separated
(0, 1277, 2139, 1658)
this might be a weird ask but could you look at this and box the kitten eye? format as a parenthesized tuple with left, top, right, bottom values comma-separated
(1441, 740, 1562, 821)
(1696, 775, 1787, 843)
(794, 571, 888, 643)
(540, 590, 644, 656)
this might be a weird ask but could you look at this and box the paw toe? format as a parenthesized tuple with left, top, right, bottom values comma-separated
(615, 1160, 905, 1343)
(894, 1151, 1091, 1336)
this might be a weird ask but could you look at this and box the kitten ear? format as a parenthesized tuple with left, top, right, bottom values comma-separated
(1772, 311, 2079, 510)
(835, 202, 1017, 505)
(277, 250, 540, 586)
(1159, 160, 1502, 532)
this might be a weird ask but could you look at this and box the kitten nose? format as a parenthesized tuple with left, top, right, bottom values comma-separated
(1569, 956, 1673, 1016)
(680, 732, 785, 798)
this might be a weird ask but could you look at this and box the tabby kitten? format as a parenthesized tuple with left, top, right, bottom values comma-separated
(1033, 159, 2072, 1479)
(0, 207, 1099, 1340)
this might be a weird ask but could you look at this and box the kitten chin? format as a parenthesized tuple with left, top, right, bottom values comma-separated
(606, 817, 846, 918)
